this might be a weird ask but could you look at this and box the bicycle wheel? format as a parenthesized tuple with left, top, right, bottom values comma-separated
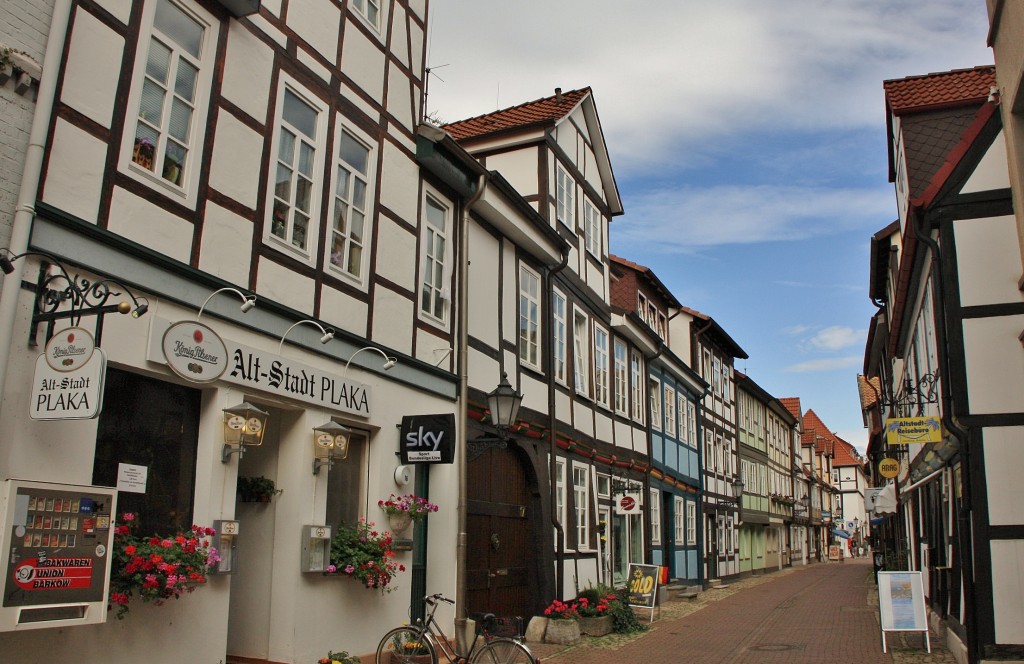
(470, 638, 536, 664)
(376, 626, 437, 664)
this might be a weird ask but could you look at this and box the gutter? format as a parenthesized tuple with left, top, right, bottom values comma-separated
(0, 0, 73, 450)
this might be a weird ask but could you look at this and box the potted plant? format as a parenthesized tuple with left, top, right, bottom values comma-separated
(378, 493, 439, 533)
(575, 588, 615, 636)
(108, 513, 221, 619)
(541, 599, 581, 644)
(237, 475, 281, 503)
(326, 518, 405, 593)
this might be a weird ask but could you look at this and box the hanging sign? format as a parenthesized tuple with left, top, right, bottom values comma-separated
(885, 417, 942, 445)
(878, 457, 901, 479)
(161, 321, 229, 384)
(44, 327, 95, 371)
(615, 493, 642, 515)
(400, 414, 455, 464)
(30, 349, 106, 421)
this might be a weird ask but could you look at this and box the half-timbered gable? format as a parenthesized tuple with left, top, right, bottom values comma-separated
(0, 2, 464, 662)
(861, 65, 1024, 660)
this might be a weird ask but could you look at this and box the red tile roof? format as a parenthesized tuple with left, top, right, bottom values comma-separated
(883, 66, 995, 115)
(779, 397, 802, 422)
(832, 437, 863, 467)
(443, 87, 592, 142)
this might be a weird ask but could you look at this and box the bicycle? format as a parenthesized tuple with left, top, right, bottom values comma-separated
(375, 593, 537, 664)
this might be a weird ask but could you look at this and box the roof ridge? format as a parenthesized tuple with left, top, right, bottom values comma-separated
(443, 86, 591, 130)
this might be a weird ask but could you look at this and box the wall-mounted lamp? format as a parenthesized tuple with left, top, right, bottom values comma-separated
(312, 420, 352, 475)
(794, 494, 811, 514)
(279, 319, 334, 355)
(487, 372, 524, 440)
(342, 346, 397, 378)
(222, 401, 269, 463)
(721, 478, 745, 505)
(197, 287, 256, 321)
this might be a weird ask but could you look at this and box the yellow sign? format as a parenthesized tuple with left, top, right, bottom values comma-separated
(885, 416, 942, 445)
(878, 457, 901, 478)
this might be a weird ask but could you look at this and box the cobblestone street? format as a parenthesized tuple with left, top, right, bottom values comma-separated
(527, 559, 955, 664)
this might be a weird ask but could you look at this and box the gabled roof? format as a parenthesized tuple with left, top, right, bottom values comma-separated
(883, 66, 994, 115)
(832, 437, 863, 468)
(609, 254, 681, 308)
(679, 306, 748, 360)
(801, 409, 836, 456)
(442, 87, 623, 217)
(857, 374, 881, 411)
(779, 397, 802, 423)
(443, 87, 591, 142)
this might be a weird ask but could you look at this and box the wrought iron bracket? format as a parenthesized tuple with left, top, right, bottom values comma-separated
(10, 255, 149, 347)
(875, 370, 940, 416)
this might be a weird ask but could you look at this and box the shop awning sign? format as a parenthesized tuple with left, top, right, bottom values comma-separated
(161, 321, 229, 383)
(885, 417, 942, 445)
(400, 414, 455, 464)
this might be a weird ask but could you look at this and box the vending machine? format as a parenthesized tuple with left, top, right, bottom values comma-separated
(0, 479, 118, 631)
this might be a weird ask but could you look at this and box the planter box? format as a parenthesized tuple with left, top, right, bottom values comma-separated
(544, 619, 581, 645)
(578, 615, 613, 637)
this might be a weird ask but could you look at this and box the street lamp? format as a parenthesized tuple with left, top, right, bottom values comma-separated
(312, 420, 352, 475)
(221, 401, 269, 463)
(486, 372, 523, 440)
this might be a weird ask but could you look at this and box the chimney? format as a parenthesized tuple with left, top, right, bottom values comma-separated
(555, 87, 563, 104)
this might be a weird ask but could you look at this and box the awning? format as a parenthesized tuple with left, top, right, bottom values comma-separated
(866, 483, 898, 515)
(831, 529, 851, 539)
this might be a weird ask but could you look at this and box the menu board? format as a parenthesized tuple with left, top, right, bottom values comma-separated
(3, 484, 115, 608)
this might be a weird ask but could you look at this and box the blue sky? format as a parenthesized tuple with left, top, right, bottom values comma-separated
(426, 1, 994, 452)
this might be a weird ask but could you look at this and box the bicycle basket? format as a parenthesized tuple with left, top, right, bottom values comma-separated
(471, 613, 523, 639)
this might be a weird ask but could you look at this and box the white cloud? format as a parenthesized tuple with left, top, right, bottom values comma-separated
(784, 356, 862, 373)
(611, 184, 893, 251)
(807, 326, 865, 351)
(427, 0, 991, 172)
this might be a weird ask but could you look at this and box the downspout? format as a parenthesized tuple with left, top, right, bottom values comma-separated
(547, 248, 569, 598)
(911, 209, 978, 663)
(0, 0, 73, 440)
(456, 172, 486, 644)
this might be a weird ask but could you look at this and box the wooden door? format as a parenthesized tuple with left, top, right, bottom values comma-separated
(467, 445, 531, 619)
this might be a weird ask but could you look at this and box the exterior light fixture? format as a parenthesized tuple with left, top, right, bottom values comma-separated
(197, 287, 256, 321)
(312, 420, 352, 475)
(794, 495, 811, 514)
(342, 346, 397, 377)
(279, 319, 335, 355)
(732, 478, 745, 501)
(486, 371, 524, 441)
(222, 401, 269, 463)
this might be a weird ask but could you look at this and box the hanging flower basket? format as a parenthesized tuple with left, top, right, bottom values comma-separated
(388, 511, 413, 534)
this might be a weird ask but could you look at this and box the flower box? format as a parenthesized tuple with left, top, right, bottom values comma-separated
(578, 614, 613, 637)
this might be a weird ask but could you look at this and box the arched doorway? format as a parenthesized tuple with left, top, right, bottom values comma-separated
(466, 442, 536, 618)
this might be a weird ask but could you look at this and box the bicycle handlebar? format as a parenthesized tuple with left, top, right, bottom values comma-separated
(424, 593, 454, 605)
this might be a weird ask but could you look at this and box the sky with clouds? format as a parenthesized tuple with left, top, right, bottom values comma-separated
(424, 0, 994, 452)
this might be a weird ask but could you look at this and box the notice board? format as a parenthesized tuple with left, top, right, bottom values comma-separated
(626, 563, 660, 622)
(877, 571, 930, 653)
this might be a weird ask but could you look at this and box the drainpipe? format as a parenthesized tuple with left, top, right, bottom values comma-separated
(546, 248, 569, 598)
(455, 172, 486, 647)
(911, 210, 978, 664)
(0, 0, 73, 453)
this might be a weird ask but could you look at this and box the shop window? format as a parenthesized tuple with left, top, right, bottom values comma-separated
(93, 368, 201, 535)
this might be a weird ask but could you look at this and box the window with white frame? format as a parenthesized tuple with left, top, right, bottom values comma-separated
(573, 309, 589, 395)
(351, 0, 381, 30)
(631, 351, 644, 422)
(650, 489, 661, 545)
(674, 496, 685, 545)
(649, 377, 661, 430)
(613, 340, 628, 414)
(664, 385, 676, 438)
(553, 290, 567, 383)
(572, 464, 590, 549)
(519, 265, 542, 369)
(686, 500, 697, 545)
(556, 165, 574, 227)
(268, 83, 326, 255)
(419, 194, 450, 323)
(594, 325, 609, 406)
(597, 473, 610, 498)
(687, 402, 697, 447)
(705, 430, 715, 471)
(329, 126, 373, 279)
(555, 458, 566, 545)
(125, 0, 216, 200)
(678, 392, 688, 445)
(584, 199, 601, 256)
